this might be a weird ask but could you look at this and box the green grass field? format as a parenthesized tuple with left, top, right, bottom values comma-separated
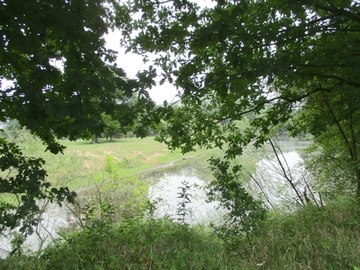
(21, 136, 206, 191)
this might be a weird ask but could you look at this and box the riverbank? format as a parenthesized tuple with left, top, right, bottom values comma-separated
(1, 195, 359, 269)
(1, 137, 360, 269)
(0, 136, 310, 257)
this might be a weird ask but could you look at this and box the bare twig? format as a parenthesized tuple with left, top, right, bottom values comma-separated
(268, 139, 305, 206)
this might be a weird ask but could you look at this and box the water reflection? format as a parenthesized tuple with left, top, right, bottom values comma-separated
(249, 151, 318, 211)
(147, 168, 226, 225)
(0, 201, 78, 258)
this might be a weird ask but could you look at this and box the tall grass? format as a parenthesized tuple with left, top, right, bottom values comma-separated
(233, 196, 360, 270)
(0, 218, 239, 270)
(1, 196, 359, 269)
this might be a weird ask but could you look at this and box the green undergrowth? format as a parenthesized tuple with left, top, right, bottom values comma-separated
(234, 196, 360, 270)
(0, 218, 238, 270)
(1, 196, 360, 269)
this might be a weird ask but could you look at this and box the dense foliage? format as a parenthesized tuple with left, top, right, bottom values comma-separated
(0, 0, 156, 241)
(119, 0, 360, 195)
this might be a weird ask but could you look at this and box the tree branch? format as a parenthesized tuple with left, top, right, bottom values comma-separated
(298, 0, 360, 23)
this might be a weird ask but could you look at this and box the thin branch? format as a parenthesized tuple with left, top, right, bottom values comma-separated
(302, 174, 321, 209)
(269, 138, 305, 206)
(298, 0, 360, 22)
(247, 172, 276, 211)
(318, 79, 355, 160)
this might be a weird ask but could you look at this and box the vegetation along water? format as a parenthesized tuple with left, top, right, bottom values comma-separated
(1, 0, 360, 269)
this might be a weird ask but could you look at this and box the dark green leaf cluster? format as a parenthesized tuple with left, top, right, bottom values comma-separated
(0, 0, 158, 244)
(0, 141, 76, 241)
(207, 157, 266, 243)
(0, 0, 154, 152)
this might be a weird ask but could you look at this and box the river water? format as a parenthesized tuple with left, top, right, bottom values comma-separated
(147, 167, 226, 225)
(0, 201, 78, 258)
(248, 151, 316, 211)
(147, 151, 313, 224)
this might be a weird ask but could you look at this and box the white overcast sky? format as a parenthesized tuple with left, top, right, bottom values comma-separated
(104, 31, 179, 105)
(105, 0, 216, 104)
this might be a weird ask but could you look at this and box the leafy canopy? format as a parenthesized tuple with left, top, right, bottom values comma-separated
(0, 0, 156, 242)
(119, 0, 360, 194)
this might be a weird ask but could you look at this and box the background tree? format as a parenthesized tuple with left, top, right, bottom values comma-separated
(119, 0, 360, 197)
(101, 113, 121, 141)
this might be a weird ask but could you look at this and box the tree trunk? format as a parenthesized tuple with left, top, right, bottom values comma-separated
(92, 134, 99, 143)
(356, 168, 360, 198)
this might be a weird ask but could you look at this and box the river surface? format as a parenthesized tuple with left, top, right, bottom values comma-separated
(249, 151, 314, 210)
(147, 167, 226, 225)
(147, 151, 312, 223)
(0, 201, 78, 258)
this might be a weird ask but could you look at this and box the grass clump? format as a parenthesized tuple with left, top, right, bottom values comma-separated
(0, 218, 237, 270)
(232, 196, 360, 270)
